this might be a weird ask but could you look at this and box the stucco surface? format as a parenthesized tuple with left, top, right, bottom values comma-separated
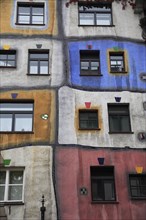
(59, 86, 146, 148)
(0, 89, 56, 148)
(55, 147, 146, 220)
(1, 145, 57, 220)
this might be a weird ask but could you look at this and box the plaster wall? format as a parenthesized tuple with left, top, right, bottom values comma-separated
(59, 86, 146, 148)
(62, 1, 143, 40)
(0, 39, 64, 88)
(0, 89, 56, 148)
(69, 40, 146, 91)
(1, 145, 57, 220)
(0, 0, 57, 35)
(55, 147, 146, 220)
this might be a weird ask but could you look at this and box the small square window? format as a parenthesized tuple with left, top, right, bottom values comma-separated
(28, 50, 49, 75)
(108, 104, 131, 133)
(129, 174, 146, 199)
(80, 50, 101, 76)
(79, 110, 99, 130)
(78, 2, 112, 26)
(0, 50, 16, 68)
(0, 101, 34, 133)
(109, 52, 126, 73)
(0, 169, 24, 202)
(16, 2, 45, 25)
(90, 166, 116, 202)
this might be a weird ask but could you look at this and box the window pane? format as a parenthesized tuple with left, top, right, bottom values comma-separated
(131, 188, 138, 197)
(91, 62, 99, 70)
(32, 7, 43, 15)
(0, 171, 6, 184)
(8, 186, 23, 201)
(9, 171, 23, 184)
(7, 61, 15, 67)
(0, 103, 33, 111)
(109, 116, 120, 132)
(0, 186, 5, 201)
(30, 61, 38, 74)
(0, 54, 7, 60)
(80, 13, 94, 25)
(104, 181, 115, 200)
(121, 116, 130, 132)
(32, 16, 44, 24)
(8, 55, 15, 60)
(18, 15, 30, 24)
(30, 53, 48, 59)
(0, 114, 12, 131)
(40, 61, 48, 74)
(96, 14, 111, 25)
(15, 114, 33, 132)
(0, 60, 6, 66)
(18, 6, 30, 15)
(81, 61, 89, 70)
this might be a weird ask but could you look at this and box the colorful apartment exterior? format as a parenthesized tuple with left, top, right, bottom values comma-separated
(0, 0, 146, 220)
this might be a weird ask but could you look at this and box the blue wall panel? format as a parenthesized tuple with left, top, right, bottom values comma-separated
(69, 40, 146, 91)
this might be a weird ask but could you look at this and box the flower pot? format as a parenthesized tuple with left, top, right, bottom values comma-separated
(135, 166, 143, 174)
(85, 102, 91, 108)
(3, 159, 11, 166)
(97, 157, 105, 165)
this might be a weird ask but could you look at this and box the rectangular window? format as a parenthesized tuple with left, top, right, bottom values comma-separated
(108, 104, 131, 133)
(80, 50, 101, 76)
(17, 3, 44, 25)
(78, 2, 112, 26)
(0, 101, 34, 133)
(0, 169, 24, 202)
(109, 52, 126, 73)
(0, 50, 16, 68)
(28, 50, 49, 75)
(79, 110, 99, 130)
(129, 174, 146, 199)
(91, 166, 116, 202)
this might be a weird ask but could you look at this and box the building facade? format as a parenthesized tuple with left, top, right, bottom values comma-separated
(0, 0, 146, 220)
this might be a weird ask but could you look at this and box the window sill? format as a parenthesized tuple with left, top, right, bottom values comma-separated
(110, 71, 128, 74)
(79, 128, 101, 131)
(91, 201, 119, 204)
(0, 66, 16, 68)
(109, 132, 134, 134)
(130, 197, 146, 200)
(15, 23, 45, 26)
(27, 73, 50, 76)
(0, 132, 34, 134)
(78, 25, 115, 27)
(0, 201, 24, 206)
(80, 74, 103, 77)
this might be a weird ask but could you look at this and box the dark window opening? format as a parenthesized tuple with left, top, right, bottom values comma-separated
(129, 174, 146, 199)
(109, 52, 126, 73)
(0, 50, 16, 68)
(79, 110, 99, 130)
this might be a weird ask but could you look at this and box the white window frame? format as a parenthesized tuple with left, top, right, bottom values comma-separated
(0, 168, 25, 203)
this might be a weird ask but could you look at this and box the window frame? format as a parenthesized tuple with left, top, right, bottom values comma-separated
(0, 168, 25, 204)
(28, 49, 49, 75)
(16, 2, 45, 26)
(129, 174, 146, 200)
(80, 50, 102, 76)
(108, 103, 132, 134)
(90, 166, 116, 203)
(109, 52, 127, 73)
(79, 109, 99, 130)
(78, 2, 113, 26)
(0, 100, 34, 133)
(0, 50, 16, 68)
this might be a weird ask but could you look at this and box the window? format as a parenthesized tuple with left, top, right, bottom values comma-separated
(108, 104, 131, 133)
(80, 50, 101, 76)
(28, 50, 49, 75)
(129, 174, 146, 199)
(0, 101, 34, 133)
(79, 110, 99, 130)
(109, 52, 126, 73)
(78, 2, 112, 26)
(17, 2, 44, 25)
(0, 50, 16, 68)
(91, 166, 116, 202)
(0, 169, 24, 202)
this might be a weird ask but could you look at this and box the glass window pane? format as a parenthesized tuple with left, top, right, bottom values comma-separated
(91, 62, 99, 70)
(96, 14, 111, 25)
(0, 171, 6, 184)
(32, 16, 44, 24)
(8, 186, 23, 201)
(40, 61, 48, 74)
(7, 61, 15, 67)
(110, 116, 120, 132)
(8, 55, 15, 60)
(32, 7, 43, 15)
(15, 114, 33, 132)
(30, 61, 38, 74)
(18, 15, 30, 24)
(30, 53, 48, 59)
(18, 6, 30, 15)
(0, 103, 33, 111)
(121, 116, 130, 132)
(9, 171, 23, 184)
(81, 61, 89, 70)
(131, 188, 138, 197)
(0, 186, 5, 201)
(80, 13, 94, 25)
(0, 54, 7, 60)
(104, 181, 115, 200)
(0, 60, 6, 66)
(0, 114, 12, 131)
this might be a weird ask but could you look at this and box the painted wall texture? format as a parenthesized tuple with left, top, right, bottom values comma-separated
(0, 39, 64, 87)
(59, 86, 146, 148)
(69, 40, 146, 91)
(0, 89, 56, 149)
(55, 147, 146, 220)
(63, 1, 143, 40)
(0, 0, 57, 35)
(1, 145, 57, 220)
